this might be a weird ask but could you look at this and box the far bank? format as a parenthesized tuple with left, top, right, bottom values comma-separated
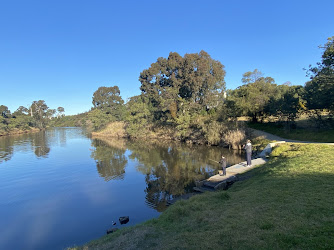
(0, 127, 41, 137)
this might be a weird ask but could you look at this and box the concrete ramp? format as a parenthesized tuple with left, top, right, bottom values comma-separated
(194, 142, 285, 192)
(193, 157, 268, 192)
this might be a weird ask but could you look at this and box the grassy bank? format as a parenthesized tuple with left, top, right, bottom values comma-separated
(73, 143, 334, 249)
(91, 122, 128, 138)
(248, 122, 334, 142)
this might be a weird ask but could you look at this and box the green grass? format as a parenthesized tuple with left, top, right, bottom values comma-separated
(248, 122, 334, 142)
(71, 143, 334, 250)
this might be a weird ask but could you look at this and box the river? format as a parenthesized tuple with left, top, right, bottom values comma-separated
(0, 127, 244, 249)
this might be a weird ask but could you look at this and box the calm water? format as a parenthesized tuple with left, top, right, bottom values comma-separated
(0, 128, 244, 250)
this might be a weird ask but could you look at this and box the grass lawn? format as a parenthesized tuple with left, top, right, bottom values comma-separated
(248, 122, 334, 143)
(72, 143, 334, 249)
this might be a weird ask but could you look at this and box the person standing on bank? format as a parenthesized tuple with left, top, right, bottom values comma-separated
(219, 155, 227, 176)
(244, 140, 252, 167)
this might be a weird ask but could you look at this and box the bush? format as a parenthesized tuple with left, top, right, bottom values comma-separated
(202, 121, 226, 145)
(223, 129, 246, 149)
(88, 109, 114, 131)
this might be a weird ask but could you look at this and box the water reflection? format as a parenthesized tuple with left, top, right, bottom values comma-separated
(90, 139, 127, 181)
(0, 128, 83, 164)
(32, 132, 51, 158)
(0, 128, 245, 249)
(92, 137, 244, 212)
(0, 136, 14, 163)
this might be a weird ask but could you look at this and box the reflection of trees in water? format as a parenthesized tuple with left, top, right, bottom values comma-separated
(0, 128, 87, 165)
(126, 140, 244, 212)
(31, 131, 51, 158)
(0, 130, 53, 163)
(91, 139, 127, 181)
(45, 128, 67, 147)
(0, 136, 14, 163)
(89, 137, 244, 212)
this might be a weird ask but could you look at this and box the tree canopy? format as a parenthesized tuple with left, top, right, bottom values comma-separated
(0, 105, 11, 118)
(139, 50, 226, 122)
(92, 86, 125, 120)
(92, 86, 124, 110)
(226, 70, 278, 122)
(305, 36, 334, 110)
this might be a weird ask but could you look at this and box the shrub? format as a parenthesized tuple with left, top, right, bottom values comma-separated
(223, 129, 246, 149)
(202, 121, 226, 145)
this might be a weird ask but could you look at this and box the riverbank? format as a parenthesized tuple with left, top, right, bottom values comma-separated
(0, 127, 41, 137)
(72, 143, 334, 249)
(90, 121, 251, 148)
(90, 122, 188, 142)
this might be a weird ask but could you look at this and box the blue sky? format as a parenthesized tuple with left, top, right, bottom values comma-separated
(1, 0, 333, 115)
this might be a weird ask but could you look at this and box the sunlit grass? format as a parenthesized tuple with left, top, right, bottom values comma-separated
(91, 121, 127, 138)
(73, 144, 334, 250)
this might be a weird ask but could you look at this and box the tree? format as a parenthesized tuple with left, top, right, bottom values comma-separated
(0, 105, 11, 118)
(227, 70, 278, 122)
(139, 50, 226, 123)
(125, 95, 152, 138)
(241, 69, 263, 84)
(88, 108, 114, 131)
(92, 86, 125, 120)
(57, 107, 65, 117)
(305, 36, 334, 110)
(30, 100, 49, 128)
(46, 109, 56, 119)
(266, 85, 306, 123)
(12, 106, 29, 117)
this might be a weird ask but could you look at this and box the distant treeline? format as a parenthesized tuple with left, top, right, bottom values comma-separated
(0, 101, 65, 135)
(2, 36, 333, 143)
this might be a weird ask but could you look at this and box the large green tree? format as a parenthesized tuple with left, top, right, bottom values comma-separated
(139, 50, 226, 123)
(227, 70, 278, 122)
(305, 36, 334, 110)
(265, 84, 306, 122)
(92, 86, 125, 120)
(125, 95, 152, 138)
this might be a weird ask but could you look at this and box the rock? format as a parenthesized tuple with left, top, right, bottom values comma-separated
(119, 216, 129, 224)
(106, 228, 118, 234)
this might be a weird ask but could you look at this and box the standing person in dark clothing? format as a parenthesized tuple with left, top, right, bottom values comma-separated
(244, 140, 252, 167)
(219, 155, 227, 176)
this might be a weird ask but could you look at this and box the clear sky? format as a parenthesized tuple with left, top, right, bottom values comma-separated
(1, 0, 333, 115)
